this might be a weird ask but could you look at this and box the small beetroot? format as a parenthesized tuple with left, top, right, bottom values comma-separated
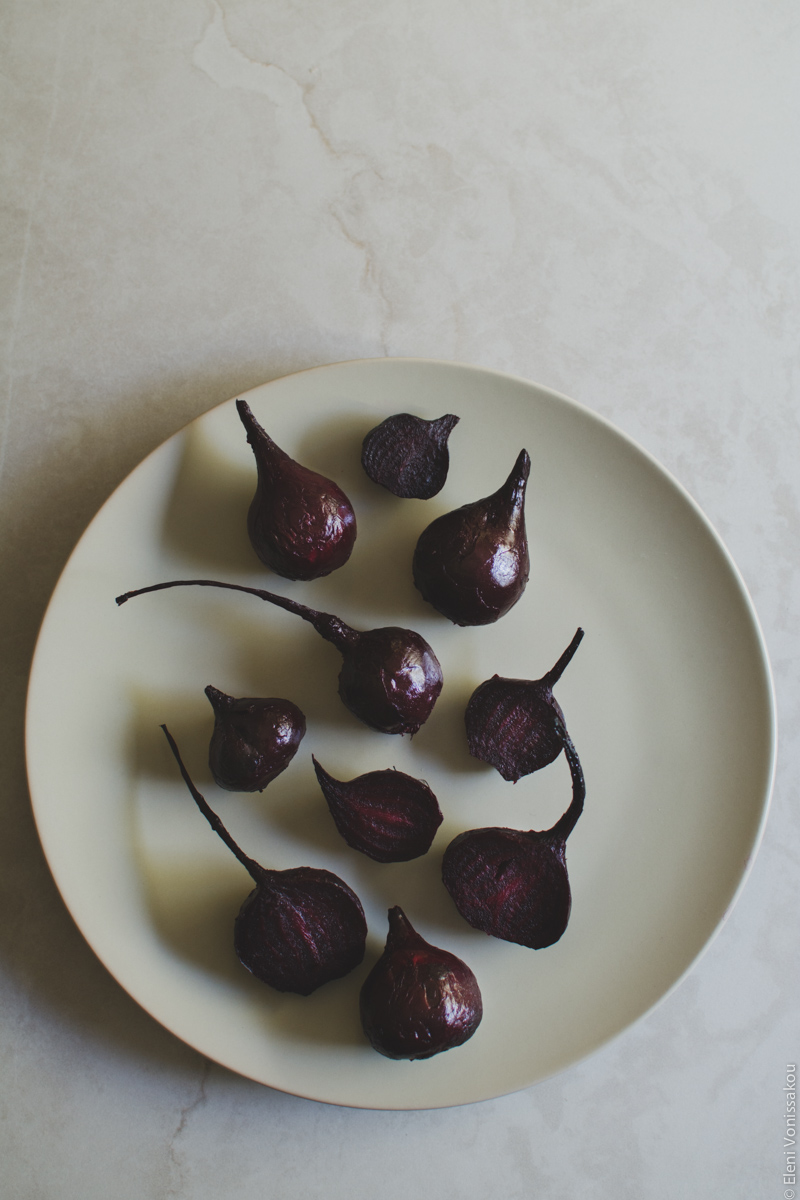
(361, 412, 460, 499)
(237, 399, 357, 581)
(465, 627, 584, 781)
(412, 449, 531, 626)
(205, 685, 306, 792)
(312, 758, 443, 862)
(360, 907, 483, 1060)
(442, 727, 585, 950)
(162, 726, 367, 995)
(116, 579, 443, 736)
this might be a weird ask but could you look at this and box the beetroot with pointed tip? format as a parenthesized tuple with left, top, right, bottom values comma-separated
(412, 449, 531, 626)
(236, 399, 357, 581)
(162, 725, 367, 994)
(442, 729, 585, 949)
(312, 757, 443, 862)
(116, 579, 443, 736)
(361, 412, 460, 499)
(466, 628, 584, 781)
(359, 907, 483, 1059)
(205, 685, 306, 792)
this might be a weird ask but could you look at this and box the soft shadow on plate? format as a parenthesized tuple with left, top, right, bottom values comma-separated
(140, 851, 370, 1052)
(161, 421, 255, 575)
(125, 687, 210, 783)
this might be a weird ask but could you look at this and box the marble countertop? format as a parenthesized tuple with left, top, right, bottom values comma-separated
(2, 2, 798, 1196)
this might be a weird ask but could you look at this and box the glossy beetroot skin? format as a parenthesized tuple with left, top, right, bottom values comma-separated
(466, 628, 584, 782)
(162, 726, 367, 994)
(360, 907, 483, 1060)
(237, 399, 357, 581)
(361, 413, 460, 499)
(205, 685, 306, 792)
(312, 758, 443, 863)
(442, 728, 585, 950)
(412, 449, 531, 626)
(116, 579, 443, 736)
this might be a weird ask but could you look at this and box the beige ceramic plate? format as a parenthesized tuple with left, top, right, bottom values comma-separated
(25, 359, 776, 1109)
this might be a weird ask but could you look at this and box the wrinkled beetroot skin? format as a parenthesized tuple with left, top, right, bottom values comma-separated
(412, 449, 530, 626)
(442, 731, 585, 950)
(313, 758, 443, 862)
(205, 686, 306, 792)
(234, 866, 368, 995)
(361, 413, 460, 499)
(335, 626, 444, 736)
(237, 399, 357, 581)
(360, 907, 483, 1060)
(162, 725, 367, 996)
(465, 628, 584, 782)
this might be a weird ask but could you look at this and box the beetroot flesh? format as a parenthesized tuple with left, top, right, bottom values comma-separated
(412, 449, 530, 626)
(116, 579, 443, 736)
(237, 399, 356, 581)
(359, 906, 483, 1060)
(205, 685, 306, 792)
(312, 758, 443, 862)
(361, 413, 460, 499)
(442, 729, 585, 950)
(162, 725, 367, 995)
(465, 628, 584, 781)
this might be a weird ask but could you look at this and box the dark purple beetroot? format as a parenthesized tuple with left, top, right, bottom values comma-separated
(312, 757, 443, 862)
(361, 413, 460, 499)
(442, 728, 585, 950)
(117, 579, 443, 736)
(466, 628, 584, 781)
(236, 399, 357, 581)
(412, 449, 530, 626)
(162, 725, 366, 994)
(359, 907, 483, 1060)
(205, 685, 306, 792)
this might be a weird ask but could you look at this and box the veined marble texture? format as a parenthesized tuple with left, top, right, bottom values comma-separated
(1, 1, 798, 1198)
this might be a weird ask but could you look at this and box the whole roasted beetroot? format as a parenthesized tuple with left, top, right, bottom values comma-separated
(162, 726, 367, 995)
(117, 579, 443, 736)
(412, 450, 530, 626)
(205, 685, 306, 792)
(237, 399, 356, 581)
(360, 907, 483, 1059)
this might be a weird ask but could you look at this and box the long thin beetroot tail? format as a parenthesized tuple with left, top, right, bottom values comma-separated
(541, 627, 585, 689)
(547, 725, 585, 843)
(115, 578, 357, 649)
(161, 724, 265, 883)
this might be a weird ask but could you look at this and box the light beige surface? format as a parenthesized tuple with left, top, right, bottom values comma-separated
(2, 0, 799, 1195)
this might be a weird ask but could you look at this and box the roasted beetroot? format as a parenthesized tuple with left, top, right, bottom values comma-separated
(359, 907, 483, 1059)
(361, 412, 460, 499)
(412, 449, 530, 626)
(312, 758, 443, 862)
(205, 685, 306, 792)
(442, 727, 585, 949)
(162, 725, 367, 994)
(236, 399, 356, 581)
(465, 628, 584, 781)
(117, 579, 443, 736)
